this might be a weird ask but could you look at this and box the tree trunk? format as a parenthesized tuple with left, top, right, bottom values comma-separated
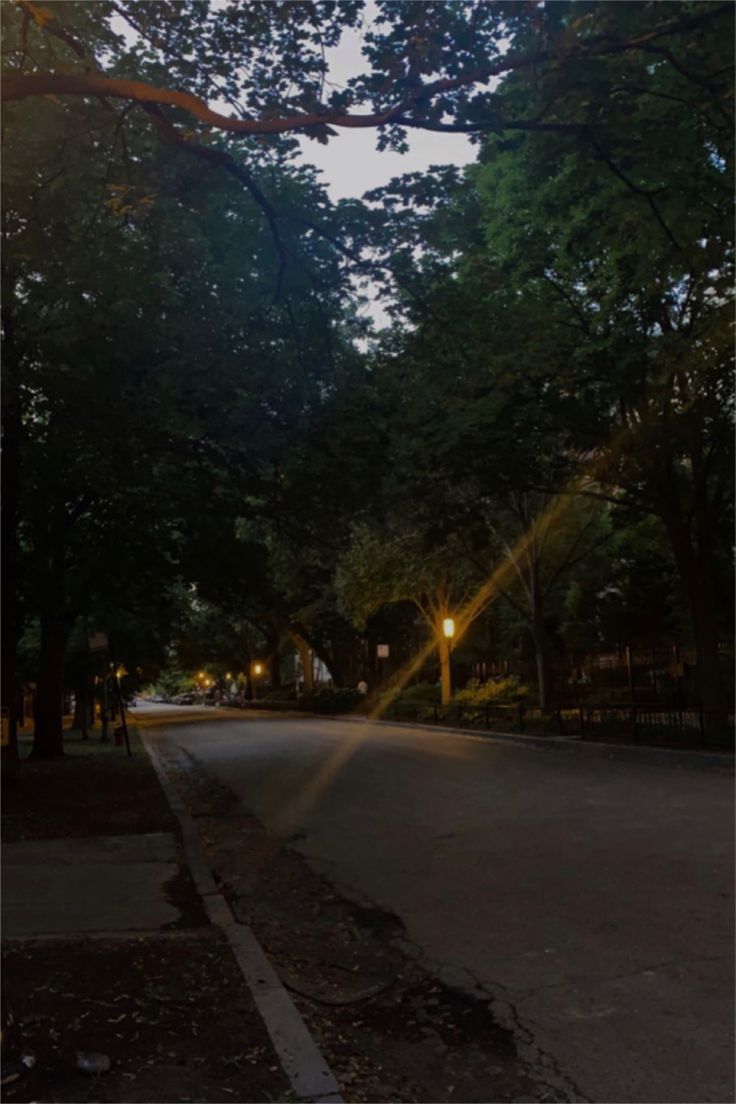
(289, 631, 314, 694)
(533, 637, 553, 713)
(32, 616, 69, 757)
(531, 599, 554, 712)
(71, 675, 88, 738)
(268, 648, 282, 689)
(439, 636, 452, 706)
(665, 516, 728, 735)
(1, 266, 22, 771)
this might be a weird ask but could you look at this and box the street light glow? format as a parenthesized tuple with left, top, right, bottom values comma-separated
(253, 663, 263, 676)
(443, 618, 455, 639)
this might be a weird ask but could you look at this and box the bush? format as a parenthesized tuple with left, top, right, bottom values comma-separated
(302, 688, 363, 714)
(262, 686, 297, 702)
(453, 677, 530, 706)
(378, 681, 440, 709)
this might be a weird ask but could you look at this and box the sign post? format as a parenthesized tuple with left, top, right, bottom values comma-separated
(88, 633, 109, 742)
(376, 644, 389, 689)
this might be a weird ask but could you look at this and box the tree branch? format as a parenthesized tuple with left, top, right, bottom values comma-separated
(4, 3, 730, 136)
(586, 130, 684, 253)
(141, 104, 287, 302)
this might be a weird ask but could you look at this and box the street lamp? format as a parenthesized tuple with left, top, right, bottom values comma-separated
(252, 662, 263, 701)
(441, 617, 455, 706)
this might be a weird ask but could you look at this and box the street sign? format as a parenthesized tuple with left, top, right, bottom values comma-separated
(377, 644, 389, 658)
(88, 632, 109, 652)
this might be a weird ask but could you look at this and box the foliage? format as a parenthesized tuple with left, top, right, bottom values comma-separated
(262, 687, 298, 703)
(2, 1, 734, 751)
(302, 687, 363, 714)
(453, 677, 530, 707)
(390, 682, 441, 706)
(150, 669, 193, 700)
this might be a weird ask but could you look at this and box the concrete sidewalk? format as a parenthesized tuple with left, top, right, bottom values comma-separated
(2, 832, 185, 937)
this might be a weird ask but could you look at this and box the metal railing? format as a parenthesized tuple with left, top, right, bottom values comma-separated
(387, 700, 735, 751)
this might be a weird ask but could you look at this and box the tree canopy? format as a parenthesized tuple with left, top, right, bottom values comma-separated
(2, 0, 733, 755)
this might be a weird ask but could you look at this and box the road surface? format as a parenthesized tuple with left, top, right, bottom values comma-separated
(146, 713, 734, 1103)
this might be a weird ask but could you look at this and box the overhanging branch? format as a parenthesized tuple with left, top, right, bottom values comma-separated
(142, 104, 287, 302)
(3, 3, 730, 137)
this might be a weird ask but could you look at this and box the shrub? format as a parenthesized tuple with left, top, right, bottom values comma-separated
(453, 677, 530, 706)
(262, 686, 297, 702)
(302, 688, 363, 714)
(378, 681, 440, 709)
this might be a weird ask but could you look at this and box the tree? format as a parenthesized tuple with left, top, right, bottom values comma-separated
(4, 2, 728, 144)
(365, 0, 734, 725)
(468, 3, 734, 726)
(2, 52, 360, 753)
(337, 524, 483, 704)
(2, 1, 730, 290)
(467, 494, 611, 710)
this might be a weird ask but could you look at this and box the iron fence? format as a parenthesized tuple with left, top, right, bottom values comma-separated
(387, 700, 735, 752)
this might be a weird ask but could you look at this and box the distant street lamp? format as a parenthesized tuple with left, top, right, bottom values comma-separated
(440, 617, 456, 706)
(252, 662, 263, 701)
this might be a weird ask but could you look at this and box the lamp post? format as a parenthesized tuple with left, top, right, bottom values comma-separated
(252, 662, 263, 701)
(440, 617, 455, 707)
(196, 671, 206, 702)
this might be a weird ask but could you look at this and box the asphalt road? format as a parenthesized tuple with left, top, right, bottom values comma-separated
(156, 714, 734, 1103)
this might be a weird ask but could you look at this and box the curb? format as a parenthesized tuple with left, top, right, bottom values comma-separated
(329, 713, 734, 771)
(142, 732, 343, 1104)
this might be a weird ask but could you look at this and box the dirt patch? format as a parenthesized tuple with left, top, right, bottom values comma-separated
(1, 933, 291, 1104)
(167, 749, 554, 1103)
(162, 866, 210, 930)
(2, 731, 175, 843)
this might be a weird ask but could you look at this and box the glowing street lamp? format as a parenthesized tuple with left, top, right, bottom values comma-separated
(253, 663, 263, 676)
(252, 662, 263, 701)
(440, 617, 456, 706)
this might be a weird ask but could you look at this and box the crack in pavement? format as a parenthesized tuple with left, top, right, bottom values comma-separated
(515, 952, 734, 996)
(391, 943, 589, 1102)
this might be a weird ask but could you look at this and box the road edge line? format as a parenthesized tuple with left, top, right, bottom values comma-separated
(328, 714, 734, 770)
(141, 731, 344, 1104)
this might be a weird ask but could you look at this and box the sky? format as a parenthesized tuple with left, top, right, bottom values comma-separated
(111, 4, 478, 326)
(295, 5, 475, 203)
(292, 7, 476, 327)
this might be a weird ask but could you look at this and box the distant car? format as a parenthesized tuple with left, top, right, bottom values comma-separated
(149, 695, 166, 703)
(177, 693, 196, 705)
